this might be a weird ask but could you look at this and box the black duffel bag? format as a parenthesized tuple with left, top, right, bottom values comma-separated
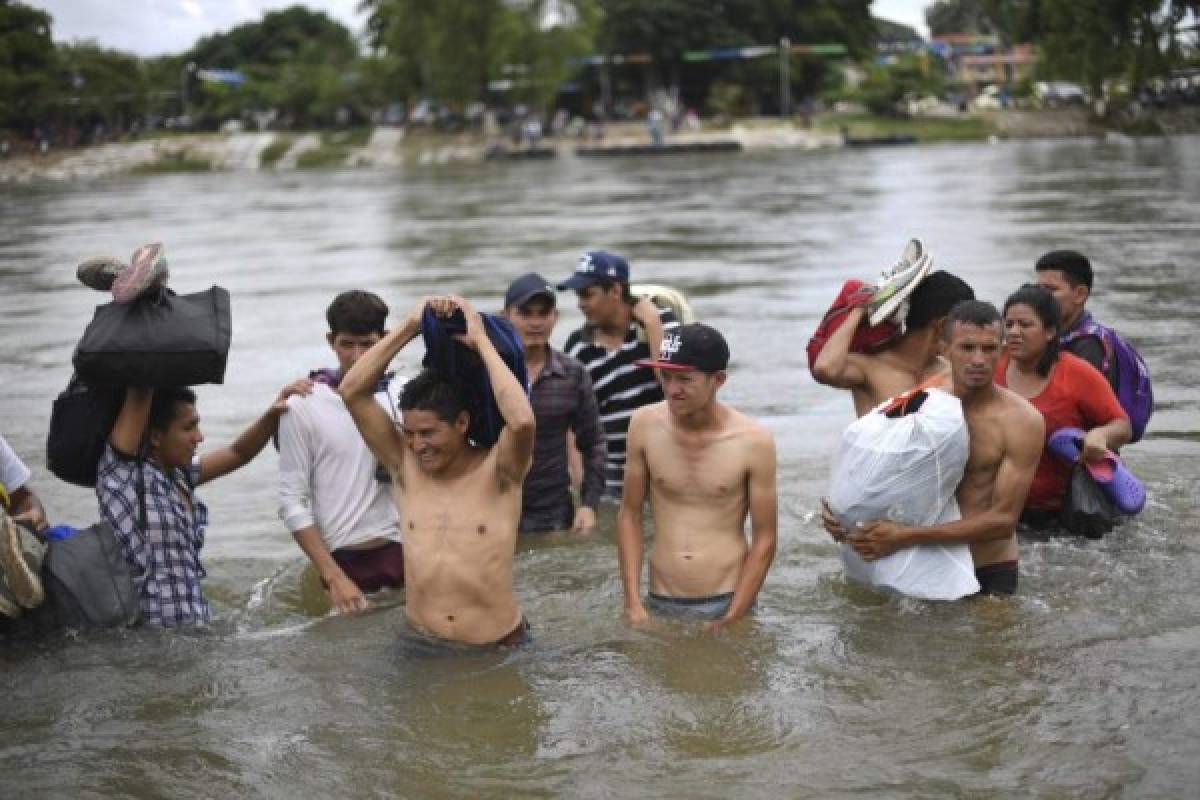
(41, 521, 141, 630)
(73, 286, 232, 388)
(46, 374, 124, 487)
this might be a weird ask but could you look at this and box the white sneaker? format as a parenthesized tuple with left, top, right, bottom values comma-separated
(867, 238, 934, 327)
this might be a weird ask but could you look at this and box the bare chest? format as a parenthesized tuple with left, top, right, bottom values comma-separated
(645, 434, 747, 502)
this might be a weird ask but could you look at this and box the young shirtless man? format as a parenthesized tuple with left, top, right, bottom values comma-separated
(617, 324, 778, 629)
(823, 301, 1044, 595)
(340, 295, 536, 646)
(812, 270, 975, 416)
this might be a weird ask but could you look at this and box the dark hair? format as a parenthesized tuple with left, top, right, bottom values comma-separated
(592, 278, 635, 304)
(943, 299, 1002, 340)
(148, 387, 197, 434)
(1035, 250, 1093, 291)
(326, 290, 388, 335)
(905, 270, 975, 330)
(1004, 283, 1061, 376)
(399, 369, 469, 425)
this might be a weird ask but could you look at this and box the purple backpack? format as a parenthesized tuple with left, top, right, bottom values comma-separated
(1061, 312, 1153, 442)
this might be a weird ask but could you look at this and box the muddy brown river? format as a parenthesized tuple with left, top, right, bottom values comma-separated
(2, 135, 1199, 798)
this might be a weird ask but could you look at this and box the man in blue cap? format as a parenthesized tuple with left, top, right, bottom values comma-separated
(558, 251, 679, 499)
(503, 273, 606, 534)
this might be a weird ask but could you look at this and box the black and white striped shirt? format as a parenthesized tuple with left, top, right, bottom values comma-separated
(563, 305, 679, 498)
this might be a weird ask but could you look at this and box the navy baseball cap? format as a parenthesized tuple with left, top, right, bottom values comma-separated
(504, 272, 556, 309)
(557, 250, 630, 291)
(636, 323, 730, 373)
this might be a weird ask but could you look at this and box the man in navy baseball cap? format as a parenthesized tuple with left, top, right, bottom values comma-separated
(558, 250, 680, 498)
(556, 250, 630, 291)
(502, 273, 606, 536)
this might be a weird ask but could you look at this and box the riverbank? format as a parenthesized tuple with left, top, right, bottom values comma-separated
(2, 108, 1196, 183)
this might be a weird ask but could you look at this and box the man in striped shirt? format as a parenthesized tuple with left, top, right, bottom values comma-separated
(558, 251, 679, 499)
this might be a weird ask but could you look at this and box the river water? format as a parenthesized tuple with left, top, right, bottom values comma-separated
(2, 136, 1199, 798)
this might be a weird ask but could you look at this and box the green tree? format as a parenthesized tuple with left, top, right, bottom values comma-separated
(362, 0, 599, 111)
(0, 0, 59, 132)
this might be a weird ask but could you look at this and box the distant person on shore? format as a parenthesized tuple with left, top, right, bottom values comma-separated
(825, 301, 1044, 596)
(810, 240, 976, 416)
(340, 296, 536, 647)
(618, 324, 777, 628)
(277, 291, 405, 615)
(0, 434, 48, 620)
(1034, 249, 1152, 440)
(100, 381, 311, 627)
(558, 251, 678, 499)
(502, 273, 606, 535)
(994, 285, 1131, 525)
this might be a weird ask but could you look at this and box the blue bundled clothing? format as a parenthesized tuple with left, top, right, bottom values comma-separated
(420, 308, 528, 448)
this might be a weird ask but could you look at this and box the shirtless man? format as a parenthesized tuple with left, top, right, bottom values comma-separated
(824, 301, 1044, 595)
(617, 324, 778, 629)
(340, 295, 535, 646)
(812, 270, 975, 416)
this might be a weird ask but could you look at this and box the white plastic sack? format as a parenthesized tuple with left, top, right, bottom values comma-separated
(828, 388, 980, 600)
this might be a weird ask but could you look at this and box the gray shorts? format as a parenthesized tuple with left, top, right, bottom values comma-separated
(645, 591, 735, 620)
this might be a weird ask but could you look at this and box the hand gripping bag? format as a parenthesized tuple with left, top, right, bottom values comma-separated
(73, 286, 232, 387)
(827, 388, 980, 600)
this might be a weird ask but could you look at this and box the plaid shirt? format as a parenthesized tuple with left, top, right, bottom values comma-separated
(521, 349, 606, 530)
(96, 444, 210, 627)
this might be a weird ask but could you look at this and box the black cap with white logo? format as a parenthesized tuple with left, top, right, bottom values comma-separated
(636, 323, 730, 373)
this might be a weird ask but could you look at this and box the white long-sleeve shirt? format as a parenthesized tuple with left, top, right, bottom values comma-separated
(277, 382, 402, 550)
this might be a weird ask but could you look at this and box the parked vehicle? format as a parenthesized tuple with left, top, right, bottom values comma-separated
(1035, 81, 1087, 108)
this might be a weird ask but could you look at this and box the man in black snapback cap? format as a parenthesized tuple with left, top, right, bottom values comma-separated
(617, 323, 778, 630)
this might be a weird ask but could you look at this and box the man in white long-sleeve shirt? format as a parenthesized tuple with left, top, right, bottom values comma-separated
(278, 291, 405, 613)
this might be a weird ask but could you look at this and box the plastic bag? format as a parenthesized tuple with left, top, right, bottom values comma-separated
(828, 388, 980, 600)
(1059, 463, 1118, 538)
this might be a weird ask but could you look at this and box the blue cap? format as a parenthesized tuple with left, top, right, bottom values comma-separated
(557, 250, 630, 291)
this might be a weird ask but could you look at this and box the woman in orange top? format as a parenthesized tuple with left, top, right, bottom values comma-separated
(994, 284, 1131, 522)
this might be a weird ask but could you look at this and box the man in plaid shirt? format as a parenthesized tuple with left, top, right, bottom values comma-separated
(503, 273, 606, 534)
(99, 381, 309, 626)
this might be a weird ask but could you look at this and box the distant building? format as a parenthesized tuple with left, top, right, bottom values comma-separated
(932, 34, 1035, 93)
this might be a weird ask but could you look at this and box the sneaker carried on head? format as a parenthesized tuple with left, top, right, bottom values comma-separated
(112, 242, 169, 304)
(867, 238, 933, 327)
(77, 255, 127, 292)
(0, 506, 45, 610)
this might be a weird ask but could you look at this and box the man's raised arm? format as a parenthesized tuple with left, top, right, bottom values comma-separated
(811, 305, 869, 389)
(340, 300, 422, 477)
(439, 296, 535, 487)
(616, 409, 651, 624)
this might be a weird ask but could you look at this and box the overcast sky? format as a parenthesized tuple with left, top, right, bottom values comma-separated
(34, 0, 932, 57)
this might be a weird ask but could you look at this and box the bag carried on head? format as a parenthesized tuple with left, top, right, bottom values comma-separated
(46, 375, 124, 488)
(807, 279, 901, 373)
(1061, 314, 1152, 442)
(1058, 462, 1119, 538)
(73, 286, 232, 388)
(41, 521, 141, 629)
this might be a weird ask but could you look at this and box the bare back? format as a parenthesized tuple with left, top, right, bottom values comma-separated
(958, 386, 1044, 567)
(639, 403, 770, 596)
(848, 352, 950, 416)
(395, 447, 523, 644)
